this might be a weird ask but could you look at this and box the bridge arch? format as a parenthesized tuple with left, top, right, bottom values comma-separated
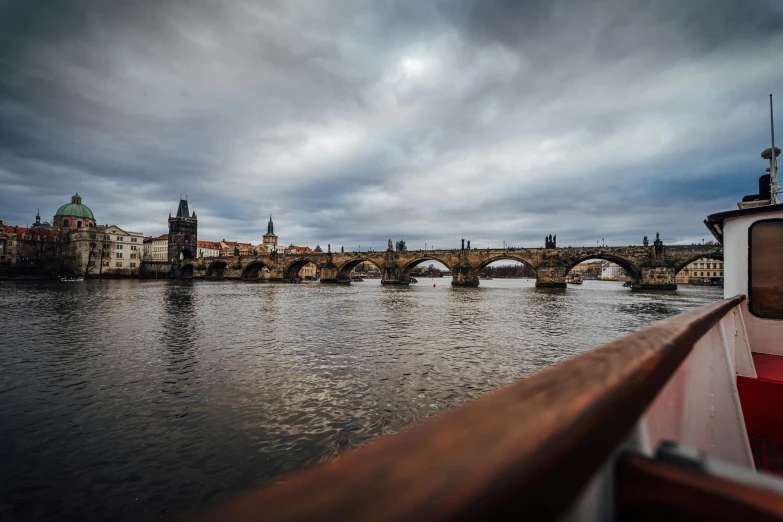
(242, 260, 273, 280)
(283, 258, 320, 281)
(399, 256, 454, 280)
(206, 259, 229, 279)
(563, 254, 641, 281)
(673, 252, 724, 276)
(336, 258, 383, 280)
(179, 263, 194, 279)
(475, 255, 539, 276)
(177, 247, 195, 261)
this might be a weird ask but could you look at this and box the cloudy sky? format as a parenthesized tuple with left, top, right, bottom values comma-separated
(1, 0, 782, 250)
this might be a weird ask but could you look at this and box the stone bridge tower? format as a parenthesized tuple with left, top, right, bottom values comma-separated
(168, 198, 198, 262)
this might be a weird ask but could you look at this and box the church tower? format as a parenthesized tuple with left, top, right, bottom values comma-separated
(262, 213, 278, 252)
(168, 197, 198, 262)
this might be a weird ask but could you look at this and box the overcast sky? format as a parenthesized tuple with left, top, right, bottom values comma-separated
(1, 0, 782, 250)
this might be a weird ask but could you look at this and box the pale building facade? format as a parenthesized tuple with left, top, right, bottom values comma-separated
(70, 225, 144, 276)
(197, 240, 221, 258)
(600, 262, 623, 280)
(146, 234, 169, 261)
(571, 261, 602, 279)
(220, 241, 254, 256)
(298, 262, 318, 279)
(675, 258, 724, 284)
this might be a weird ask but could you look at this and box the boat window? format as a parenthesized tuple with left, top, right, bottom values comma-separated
(749, 219, 783, 318)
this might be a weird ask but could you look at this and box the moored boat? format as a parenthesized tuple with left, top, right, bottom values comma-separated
(566, 273, 584, 285)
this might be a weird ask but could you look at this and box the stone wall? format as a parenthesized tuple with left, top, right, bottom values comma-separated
(159, 244, 722, 290)
(635, 267, 677, 290)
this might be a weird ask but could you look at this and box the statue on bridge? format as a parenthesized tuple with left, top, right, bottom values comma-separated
(461, 238, 465, 250)
(341, 246, 344, 253)
(388, 239, 394, 252)
(652, 232, 665, 260)
(328, 244, 331, 253)
(643, 235, 649, 247)
(467, 240, 470, 249)
(545, 234, 557, 249)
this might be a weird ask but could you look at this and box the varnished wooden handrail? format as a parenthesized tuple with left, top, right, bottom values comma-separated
(616, 453, 783, 521)
(185, 295, 745, 522)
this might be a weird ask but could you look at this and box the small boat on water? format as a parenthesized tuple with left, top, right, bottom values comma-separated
(58, 277, 84, 282)
(566, 273, 583, 285)
(187, 103, 783, 521)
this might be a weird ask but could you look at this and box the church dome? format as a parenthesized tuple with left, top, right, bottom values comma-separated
(55, 193, 94, 220)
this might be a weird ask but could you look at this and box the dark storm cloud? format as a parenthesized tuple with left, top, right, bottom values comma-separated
(1, 0, 781, 248)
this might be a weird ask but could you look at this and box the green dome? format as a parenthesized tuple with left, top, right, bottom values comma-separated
(55, 194, 95, 220)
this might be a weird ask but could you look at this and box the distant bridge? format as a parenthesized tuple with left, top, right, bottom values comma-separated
(158, 241, 723, 290)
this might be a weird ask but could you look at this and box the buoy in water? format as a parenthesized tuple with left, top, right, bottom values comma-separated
(433, 284, 436, 287)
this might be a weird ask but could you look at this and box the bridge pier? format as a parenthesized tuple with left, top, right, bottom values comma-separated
(381, 264, 410, 285)
(632, 266, 677, 291)
(451, 266, 479, 287)
(319, 266, 348, 284)
(535, 266, 567, 288)
(265, 268, 285, 282)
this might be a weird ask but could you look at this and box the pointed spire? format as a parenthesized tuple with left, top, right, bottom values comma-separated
(176, 198, 190, 219)
(267, 212, 274, 235)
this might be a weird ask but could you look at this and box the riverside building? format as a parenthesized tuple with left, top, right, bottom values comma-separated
(675, 258, 725, 284)
(70, 225, 144, 276)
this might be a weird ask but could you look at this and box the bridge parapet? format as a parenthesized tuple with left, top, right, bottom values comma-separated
(162, 243, 722, 290)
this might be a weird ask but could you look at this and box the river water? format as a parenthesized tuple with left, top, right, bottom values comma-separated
(0, 278, 722, 521)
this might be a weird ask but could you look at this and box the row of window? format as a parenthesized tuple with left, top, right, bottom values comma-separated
(114, 253, 138, 259)
(694, 262, 723, 269)
(91, 260, 136, 268)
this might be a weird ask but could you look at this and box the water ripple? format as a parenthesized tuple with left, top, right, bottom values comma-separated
(0, 279, 721, 521)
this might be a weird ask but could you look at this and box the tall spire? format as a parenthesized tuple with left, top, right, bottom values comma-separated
(35, 209, 41, 225)
(267, 212, 274, 235)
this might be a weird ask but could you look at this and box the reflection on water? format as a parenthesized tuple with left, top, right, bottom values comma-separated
(0, 279, 722, 521)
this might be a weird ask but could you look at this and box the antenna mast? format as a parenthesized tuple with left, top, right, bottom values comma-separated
(771, 94, 780, 204)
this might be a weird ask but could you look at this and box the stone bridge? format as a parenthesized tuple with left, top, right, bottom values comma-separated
(175, 242, 723, 290)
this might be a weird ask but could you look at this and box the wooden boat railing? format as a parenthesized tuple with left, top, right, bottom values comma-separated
(185, 295, 782, 521)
